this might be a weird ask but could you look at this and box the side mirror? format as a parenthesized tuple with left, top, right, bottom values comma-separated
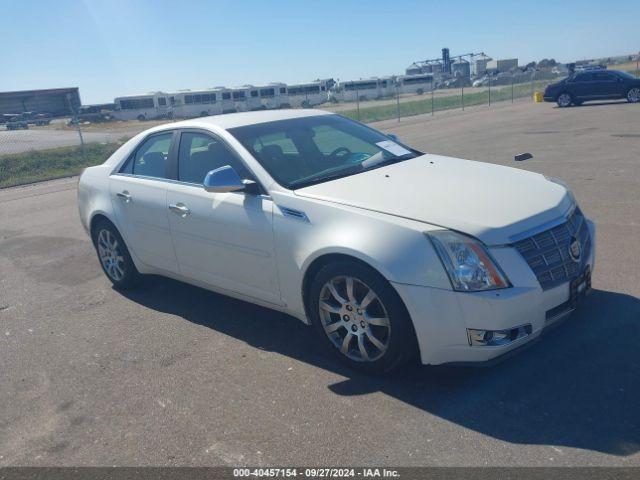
(387, 133, 399, 142)
(203, 165, 246, 193)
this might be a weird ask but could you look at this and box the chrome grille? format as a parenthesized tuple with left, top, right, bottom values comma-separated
(514, 207, 591, 290)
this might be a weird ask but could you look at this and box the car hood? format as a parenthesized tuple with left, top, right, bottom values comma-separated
(294, 154, 573, 245)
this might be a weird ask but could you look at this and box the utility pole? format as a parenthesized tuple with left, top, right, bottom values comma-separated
(431, 77, 434, 115)
(66, 94, 85, 161)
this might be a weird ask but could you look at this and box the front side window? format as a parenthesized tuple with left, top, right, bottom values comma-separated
(122, 132, 173, 178)
(177, 132, 249, 185)
(572, 72, 593, 82)
(229, 115, 419, 189)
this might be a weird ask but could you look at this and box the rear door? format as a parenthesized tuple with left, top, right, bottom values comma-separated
(591, 71, 626, 98)
(165, 129, 281, 304)
(110, 130, 180, 274)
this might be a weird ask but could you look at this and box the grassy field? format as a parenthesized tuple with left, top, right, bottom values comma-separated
(0, 141, 123, 188)
(606, 60, 640, 74)
(338, 80, 555, 123)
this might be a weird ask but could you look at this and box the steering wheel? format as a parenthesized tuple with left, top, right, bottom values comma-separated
(328, 146, 352, 160)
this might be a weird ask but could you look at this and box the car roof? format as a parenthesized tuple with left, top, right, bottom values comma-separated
(157, 109, 334, 131)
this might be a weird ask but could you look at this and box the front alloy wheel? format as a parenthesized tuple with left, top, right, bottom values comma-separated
(319, 276, 391, 362)
(557, 93, 572, 107)
(308, 261, 417, 373)
(627, 87, 640, 103)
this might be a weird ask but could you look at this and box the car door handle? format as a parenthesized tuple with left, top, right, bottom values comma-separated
(116, 191, 132, 203)
(169, 203, 191, 217)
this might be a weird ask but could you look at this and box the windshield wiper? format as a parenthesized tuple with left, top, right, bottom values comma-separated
(290, 165, 363, 189)
(361, 153, 415, 170)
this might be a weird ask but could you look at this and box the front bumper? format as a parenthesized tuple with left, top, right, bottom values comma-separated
(543, 94, 556, 102)
(393, 220, 596, 365)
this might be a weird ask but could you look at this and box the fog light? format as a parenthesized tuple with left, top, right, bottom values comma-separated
(467, 324, 532, 346)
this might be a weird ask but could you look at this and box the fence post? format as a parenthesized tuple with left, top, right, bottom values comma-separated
(488, 75, 491, 106)
(461, 83, 464, 110)
(356, 87, 360, 121)
(396, 83, 400, 122)
(66, 94, 85, 162)
(530, 70, 534, 100)
(431, 78, 434, 116)
(511, 74, 514, 103)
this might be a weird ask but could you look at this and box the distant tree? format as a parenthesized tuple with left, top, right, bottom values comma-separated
(538, 58, 558, 69)
(525, 61, 537, 70)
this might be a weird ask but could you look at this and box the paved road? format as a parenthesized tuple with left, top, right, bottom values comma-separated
(0, 101, 638, 466)
(0, 128, 122, 155)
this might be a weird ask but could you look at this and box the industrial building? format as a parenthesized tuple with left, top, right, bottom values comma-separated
(0, 87, 81, 117)
(486, 58, 519, 73)
(451, 58, 470, 78)
(472, 56, 491, 76)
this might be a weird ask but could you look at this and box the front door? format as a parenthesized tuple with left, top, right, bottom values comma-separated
(110, 131, 179, 274)
(166, 130, 281, 304)
(569, 72, 595, 100)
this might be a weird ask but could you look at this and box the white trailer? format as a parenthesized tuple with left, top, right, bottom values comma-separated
(112, 92, 174, 121)
(256, 83, 288, 109)
(286, 79, 331, 108)
(228, 85, 263, 112)
(331, 77, 397, 102)
(397, 74, 434, 95)
(174, 88, 224, 117)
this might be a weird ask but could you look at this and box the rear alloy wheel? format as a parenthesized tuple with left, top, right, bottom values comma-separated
(627, 87, 640, 103)
(308, 261, 417, 373)
(557, 93, 572, 107)
(92, 221, 141, 289)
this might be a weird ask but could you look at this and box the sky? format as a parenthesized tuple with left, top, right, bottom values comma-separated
(1, 0, 639, 104)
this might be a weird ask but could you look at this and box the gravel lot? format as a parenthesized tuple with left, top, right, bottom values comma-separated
(0, 128, 122, 155)
(0, 100, 638, 466)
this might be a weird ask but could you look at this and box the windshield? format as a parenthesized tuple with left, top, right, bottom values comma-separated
(228, 115, 420, 189)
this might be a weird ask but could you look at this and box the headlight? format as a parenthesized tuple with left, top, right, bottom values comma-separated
(427, 231, 510, 292)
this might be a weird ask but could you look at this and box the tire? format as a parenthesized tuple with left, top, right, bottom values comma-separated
(91, 220, 141, 290)
(627, 87, 640, 103)
(556, 92, 573, 107)
(308, 260, 417, 374)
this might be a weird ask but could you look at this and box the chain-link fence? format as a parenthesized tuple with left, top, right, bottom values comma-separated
(321, 70, 563, 123)
(2, 64, 639, 189)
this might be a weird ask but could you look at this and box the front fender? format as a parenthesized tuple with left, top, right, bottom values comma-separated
(271, 192, 451, 318)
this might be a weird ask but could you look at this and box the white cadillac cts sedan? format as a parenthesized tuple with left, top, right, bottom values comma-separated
(78, 110, 595, 373)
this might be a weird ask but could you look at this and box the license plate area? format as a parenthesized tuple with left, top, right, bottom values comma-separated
(569, 266, 591, 307)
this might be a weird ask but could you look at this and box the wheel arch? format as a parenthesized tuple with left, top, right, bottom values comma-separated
(300, 251, 420, 364)
(89, 212, 118, 244)
(300, 251, 400, 323)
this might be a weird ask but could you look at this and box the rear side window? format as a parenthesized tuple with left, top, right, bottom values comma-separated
(593, 72, 616, 81)
(121, 132, 173, 178)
